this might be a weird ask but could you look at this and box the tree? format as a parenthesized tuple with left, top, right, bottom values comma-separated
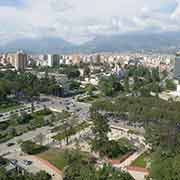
(60, 118, 74, 145)
(99, 79, 113, 96)
(84, 66, 91, 77)
(97, 164, 134, 180)
(17, 111, 32, 124)
(63, 160, 96, 180)
(69, 81, 81, 90)
(0, 167, 8, 180)
(91, 112, 111, 156)
(110, 76, 124, 92)
(24, 87, 39, 112)
(63, 160, 134, 180)
(34, 133, 45, 145)
(8, 113, 19, 126)
(0, 80, 11, 101)
(21, 141, 47, 155)
(91, 97, 180, 151)
(86, 84, 95, 96)
(66, 67, 80, 79)
(0, 168, 51, 180)
(165, 79, 176, 91)
(99, 75, 124, 96)
(7, 127, 17, 137)
(150, 150, 180, 180)
(152, 68, 160, 82)
(124, 76, 130, 92)
(34, 171, 51, 180)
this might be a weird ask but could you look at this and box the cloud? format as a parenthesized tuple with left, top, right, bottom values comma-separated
(0, 0, 180, 44)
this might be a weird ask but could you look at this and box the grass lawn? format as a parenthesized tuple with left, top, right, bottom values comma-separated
(131, 152, 150, 168)
(38, 149, 68, 170)
(38, 149, 89, 170)
(0, 104, 24, 113)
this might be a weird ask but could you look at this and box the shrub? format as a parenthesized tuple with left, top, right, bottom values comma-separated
(0, 122, 8, 130)
(21, 141, 48, 155)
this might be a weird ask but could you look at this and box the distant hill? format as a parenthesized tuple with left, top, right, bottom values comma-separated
(1, 31, 180, 54)
(79, 31, 180, 53)
(0, 37, 75, 54)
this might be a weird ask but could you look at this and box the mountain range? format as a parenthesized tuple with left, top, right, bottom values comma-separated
(1, 31, 180, 54)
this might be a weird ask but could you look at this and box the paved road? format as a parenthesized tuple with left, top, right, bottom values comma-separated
(0, 94, 91, 177)
(0, 94, 91, 155)
(0, 94, 91, 123)
(40, 95, 90, 121)
(0, 126, 51, 156)
(0, 104, 44, 122)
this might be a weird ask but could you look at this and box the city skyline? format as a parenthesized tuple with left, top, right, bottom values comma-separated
(0, 0, 180, 45)
(0, 1, 180, 180)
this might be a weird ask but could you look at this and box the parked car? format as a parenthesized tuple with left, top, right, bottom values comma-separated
(7, 142, 15, 147)
(22, 160, 32, 166)
(9, 159, 18, 165)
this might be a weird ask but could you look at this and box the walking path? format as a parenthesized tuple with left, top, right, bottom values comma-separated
(112, 148, 148, 180)
(114, 149, 146, 169)
(28, 156, 63, 180)
(128, 170, 148, 180)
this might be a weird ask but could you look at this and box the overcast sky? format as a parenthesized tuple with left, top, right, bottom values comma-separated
(0, 0, 180, 44)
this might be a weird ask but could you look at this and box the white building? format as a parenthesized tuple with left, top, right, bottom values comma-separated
(47, 54, 60, 67)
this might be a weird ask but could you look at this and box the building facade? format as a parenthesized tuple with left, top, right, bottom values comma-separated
(47, 54, 60, 67)
(174, 52, 180, 80)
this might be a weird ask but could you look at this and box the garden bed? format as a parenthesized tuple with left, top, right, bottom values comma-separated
(108, 150, 135, 165)
(130, 152, 150, 168)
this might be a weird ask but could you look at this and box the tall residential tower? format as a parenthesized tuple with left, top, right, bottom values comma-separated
(174, 52, 180, 80)
(14, 51, 27, 71)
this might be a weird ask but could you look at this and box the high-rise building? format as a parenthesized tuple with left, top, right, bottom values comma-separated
(7, 53, 15, 65)
(6, 51, 27, 70)
(14, 51, 27, 70)
(47, 54, 60, 67)
(72, 54, 81, 64)
(174, 52, 180, 80)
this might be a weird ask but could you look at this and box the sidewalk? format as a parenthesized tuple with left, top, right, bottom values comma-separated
(112, 149, 147, 180)
(28, 156, 63, 180)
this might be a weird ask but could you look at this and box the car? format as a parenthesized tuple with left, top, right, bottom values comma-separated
(76, 108, 81, 112)
(66, 107, 70, 110)
(7, 142, 15, 147)
(113, 120, 119, 123)
(9, 159, 18, 165)
(22, 160, 32, 166)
